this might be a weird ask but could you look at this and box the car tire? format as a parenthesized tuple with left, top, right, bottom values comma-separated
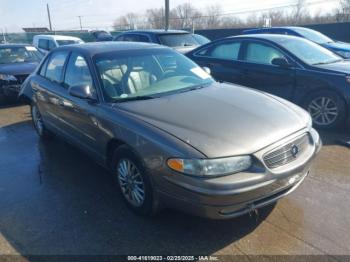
(304, 90, 346, 129)
(111, 145, 156, 216)
(31, 103, 53, 139)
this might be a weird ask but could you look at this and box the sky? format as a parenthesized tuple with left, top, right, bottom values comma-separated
(0, 0, 341, 32)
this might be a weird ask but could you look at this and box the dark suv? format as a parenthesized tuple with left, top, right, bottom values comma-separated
(114, 30, 204, 53)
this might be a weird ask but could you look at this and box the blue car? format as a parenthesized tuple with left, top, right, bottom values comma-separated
(186, 34, 350, 129)
(243, 26, 350, 58)
(114, 30, 205, 53)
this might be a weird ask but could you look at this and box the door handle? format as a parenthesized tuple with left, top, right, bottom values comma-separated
(31, 82, 39, 92)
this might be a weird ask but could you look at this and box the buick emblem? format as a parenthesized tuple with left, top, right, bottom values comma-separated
(291, 145, 299, 158)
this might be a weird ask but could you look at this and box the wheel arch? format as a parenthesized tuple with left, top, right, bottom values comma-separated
(106, 138, 127, 169)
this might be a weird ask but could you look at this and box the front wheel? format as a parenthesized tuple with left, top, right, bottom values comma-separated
(112, 145, 156, 216)
(31, 104, 53, 139)
(304, 91, 346, 129)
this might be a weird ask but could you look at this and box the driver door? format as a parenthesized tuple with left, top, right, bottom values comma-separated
(240, 40, 296, 100)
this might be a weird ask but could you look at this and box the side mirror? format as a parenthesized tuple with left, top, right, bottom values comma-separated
(68, 85, 97, 101)
(271, 57, 292, 68)
(202, 66, 211, 75)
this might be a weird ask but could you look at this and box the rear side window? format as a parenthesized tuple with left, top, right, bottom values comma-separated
(245, 42, 285, 65)
(64, 53, 93, 88)
(210, 42, 241, 60)
(44, 51, 69, 83)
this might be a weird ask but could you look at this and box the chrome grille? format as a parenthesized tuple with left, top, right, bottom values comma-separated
(263, 134, 310, 169)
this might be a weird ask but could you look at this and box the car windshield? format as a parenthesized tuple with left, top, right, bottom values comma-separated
(275, 37, 342, 65)
(56, 40, 82, 46)
(193, 34, 210, 45)
(158, 33, 199, 47)
(293, 28, 333, 44)
(95, 49, 214, 102)
(0, 46, 43, 64)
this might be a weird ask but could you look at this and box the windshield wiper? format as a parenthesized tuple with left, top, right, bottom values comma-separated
(312, 59, 343, 65)
(177, 85, 205, 94)
(113, 95, 156, 103)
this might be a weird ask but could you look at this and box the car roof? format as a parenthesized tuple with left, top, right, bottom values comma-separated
(33, 34, 82, 41)
(243, 26, 310, 33)
(119, 29, 189, 35)
(0, 43, 35, 48)
(54, 41, 168, 56)
(228, 34, 303, 42)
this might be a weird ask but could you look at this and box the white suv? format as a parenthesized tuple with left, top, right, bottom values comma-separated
(33, 35, 84, 54)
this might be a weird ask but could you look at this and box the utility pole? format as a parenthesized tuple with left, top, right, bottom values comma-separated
(78, 16, 83, 31)
(1, 29, 6, 44)
(165, 0, 169, 31)
(47, 3, 53, 31)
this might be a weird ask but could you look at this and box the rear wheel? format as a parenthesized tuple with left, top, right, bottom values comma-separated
(304, 91, 346, 129)
(31, 103, 53, 139)
(112, 145, 156, 216)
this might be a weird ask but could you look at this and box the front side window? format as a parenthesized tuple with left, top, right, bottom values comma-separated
(95, 49, 214, 102)
(38, 39, 49, 50)
(245, 42, 285, 65)
(44, 51, 69, 83)
(210, 41, 241, 60)
(64, 53, 93, 88)
(0, 46, 43, 64)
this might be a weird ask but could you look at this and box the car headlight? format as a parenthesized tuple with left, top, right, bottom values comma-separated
(0, 74, 17, 81)
(336, 50, 350, 58)
(167, 156, 252, 177)
(306, 114, 313, 130)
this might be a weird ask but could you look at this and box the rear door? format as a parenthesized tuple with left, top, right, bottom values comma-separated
(239, 40, 296, 99)
(190, 39, 245, 84)
(32, 50, 70, 132)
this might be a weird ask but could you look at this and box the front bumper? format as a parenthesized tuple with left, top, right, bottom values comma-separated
(154, 128, 322, 219)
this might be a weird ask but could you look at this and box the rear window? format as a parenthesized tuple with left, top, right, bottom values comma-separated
(158, 34, 199, 48)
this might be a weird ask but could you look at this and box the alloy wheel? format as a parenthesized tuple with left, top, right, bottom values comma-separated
(307, 96, 338, 126)
(117, 158, 145, 207)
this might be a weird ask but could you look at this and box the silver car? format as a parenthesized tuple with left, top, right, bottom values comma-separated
(20, 42, 322, 219)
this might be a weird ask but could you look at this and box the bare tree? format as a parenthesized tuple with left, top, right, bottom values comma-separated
(113, 12, 138, 30)
(112, 1, 340, 31)
(202, 4, 222, 29)
(291, 0, 307, 24)
(145, 8, 165, 29)
(170, 3, 198, 29)
(337, 0, 350, 21)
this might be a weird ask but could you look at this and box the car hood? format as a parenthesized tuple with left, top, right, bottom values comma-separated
(116, 83, 309, 158)
(314, 60, 350, 74)
(323, 41, 350, 51)
(0, 62, 38, 75)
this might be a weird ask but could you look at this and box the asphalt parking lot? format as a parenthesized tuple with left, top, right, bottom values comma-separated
(0, 104, 349, 258)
